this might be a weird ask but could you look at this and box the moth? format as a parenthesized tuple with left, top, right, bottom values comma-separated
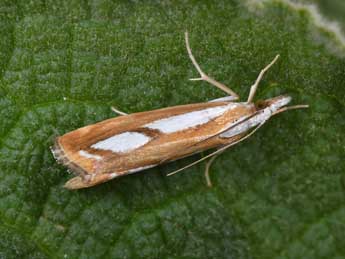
(51, 32, 308, 190)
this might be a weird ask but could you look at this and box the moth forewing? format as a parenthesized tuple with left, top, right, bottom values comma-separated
(52, 100, 256, 189)
(51, 32, 308, 190)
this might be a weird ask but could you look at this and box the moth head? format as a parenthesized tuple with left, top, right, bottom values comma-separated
(255, 95, 292, 112)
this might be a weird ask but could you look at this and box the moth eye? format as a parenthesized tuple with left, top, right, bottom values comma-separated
(256, 101, 266, 109)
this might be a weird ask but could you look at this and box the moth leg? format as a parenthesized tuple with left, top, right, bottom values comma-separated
(204, 152, 222, 187)
(185, 32, 239, 99)
(247, 55, 280, 103)
(111, 106, 128, 116)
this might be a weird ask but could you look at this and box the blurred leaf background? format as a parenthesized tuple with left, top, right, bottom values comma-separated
(0, 0, 344, 258)
(296, 0, 345, 28)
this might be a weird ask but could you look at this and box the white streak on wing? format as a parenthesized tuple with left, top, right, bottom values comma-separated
(127, 164, 157, 174)
(144, 103, 239, 133)
(108, 164, 157, 179)
(79, 150, 102, 161)
(91, 132, 151, 153)
(109, 172, 119, 179)
(221, 96, 292, 138)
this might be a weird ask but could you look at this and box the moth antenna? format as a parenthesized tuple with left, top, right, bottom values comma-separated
(167, 121, 266, 177)
(185, 31, 239, 99)
(247, 54, 280, 103)
(111, 106, 128, 116)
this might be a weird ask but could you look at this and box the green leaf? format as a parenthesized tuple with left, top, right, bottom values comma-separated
(295, 0, 345, 29)
(0, 1, 345, 258)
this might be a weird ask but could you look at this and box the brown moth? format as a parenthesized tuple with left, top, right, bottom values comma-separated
(51, 32, 308, 189)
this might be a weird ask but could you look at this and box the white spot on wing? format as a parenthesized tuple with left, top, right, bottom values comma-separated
(91, 132, 151, 153)
(79, 150, 103, 161)
(144, 104, 238, 133)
